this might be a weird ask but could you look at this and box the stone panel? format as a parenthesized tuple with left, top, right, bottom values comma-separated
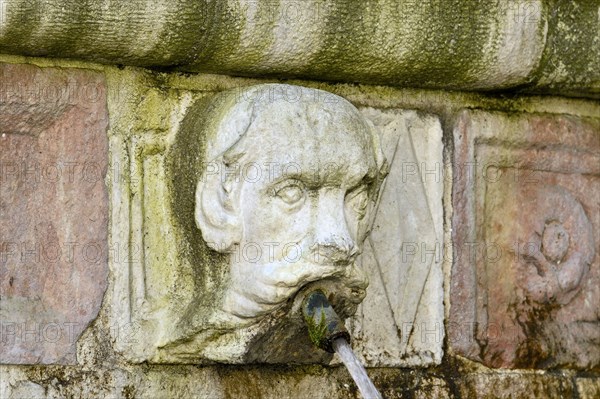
(449, 110, 600, 369)
(108, 84, 444, 366)
(0, 63, 109, 364)
(350, 107, 444, 367)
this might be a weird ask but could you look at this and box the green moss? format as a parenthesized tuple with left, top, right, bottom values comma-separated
(304, 308, 328, 350)
(132, 88, 174, 132)
(532, 0, 600, 95)
(164, 94, 230, 321)
(0, 0, 597, 95)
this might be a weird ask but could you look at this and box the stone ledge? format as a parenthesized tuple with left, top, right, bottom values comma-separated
(0, 1, 597, 97)
(1, 357, 596, 398)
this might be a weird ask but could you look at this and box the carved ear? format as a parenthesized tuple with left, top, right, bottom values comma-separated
(195, 161, 242, 252)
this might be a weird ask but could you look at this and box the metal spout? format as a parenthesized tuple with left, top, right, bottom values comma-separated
(302, 290, 350, 353)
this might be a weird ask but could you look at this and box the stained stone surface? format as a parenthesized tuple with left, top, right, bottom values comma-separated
(449, 110, 600, 369)
(576, 378, 600, 399)
(108, 83, 444, 366)
(455, 371, 577, 398)
(0, 63, 109, 364)
(1, 0, 598, 96)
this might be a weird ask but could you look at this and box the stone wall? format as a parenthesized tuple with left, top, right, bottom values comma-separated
(1, 53, 598, 398)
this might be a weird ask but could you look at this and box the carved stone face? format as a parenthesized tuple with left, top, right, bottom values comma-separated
(238, 101, 377, 267)
(195, 88, 384, 322)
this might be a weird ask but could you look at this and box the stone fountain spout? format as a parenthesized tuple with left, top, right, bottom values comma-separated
(124, 82, 443, 367)
(302, 289, 383, 399)
(302, 290, 350, 353)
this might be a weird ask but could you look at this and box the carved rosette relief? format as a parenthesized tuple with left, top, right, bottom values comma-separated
(450, 110, 600, 369)
(514, 185, 594, 306)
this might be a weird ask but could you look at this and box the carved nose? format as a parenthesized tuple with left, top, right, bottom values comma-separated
(312, 193, 358, 265)
(313, 238, 359, 265)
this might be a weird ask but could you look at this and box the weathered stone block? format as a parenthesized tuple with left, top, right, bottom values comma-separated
(449, 109, 600, 369)
(4, 0, 598, 96)
(0, 63, 109, 364)
(108, 83, 444, 366)
(576, 377, 600, 399)
(456, 372, 576, 398)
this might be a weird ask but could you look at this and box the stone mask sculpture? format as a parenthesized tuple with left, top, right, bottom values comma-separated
(162, 84, 387, 362)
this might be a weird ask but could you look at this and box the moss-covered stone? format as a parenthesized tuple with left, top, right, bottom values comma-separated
(0, 1, 597, 96)
(531, 0, 600, 97)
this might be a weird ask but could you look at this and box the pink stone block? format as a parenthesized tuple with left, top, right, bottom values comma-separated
(449, 110, 600, 369)
(0, 63, 108, 364)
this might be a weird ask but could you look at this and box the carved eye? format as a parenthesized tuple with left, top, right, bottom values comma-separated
(346, 186, 369, 218)
(275, 182, 306, 206)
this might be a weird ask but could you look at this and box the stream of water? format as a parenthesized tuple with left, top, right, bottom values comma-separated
(332, 338, 383, 399)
